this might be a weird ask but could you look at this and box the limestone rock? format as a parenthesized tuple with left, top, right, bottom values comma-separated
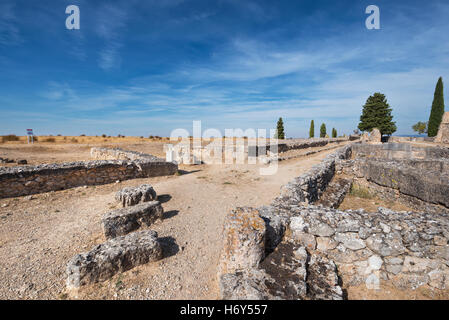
(102, 201, 163, 239)
(368, 128, 382, 144)
(435, 112, 449, 144)
(219, 270, 269, 300)
(66, 230, 162, 289)
(218, 207, 266, 276)
(115, 184, 157, 207)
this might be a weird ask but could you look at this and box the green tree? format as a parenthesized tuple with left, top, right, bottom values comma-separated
(427, 77, 445, 137)
(320, 123, 327, 138)
(332, 128, 337, 138)
(309, 120, 315, 138)
(275, 117, 285, 139)
(412, 121, 428, 135)
(358, 92, 397, 136)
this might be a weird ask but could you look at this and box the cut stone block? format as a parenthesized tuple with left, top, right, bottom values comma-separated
(218, 207, 266, 277)
(102, 201, 163, 239)
(66, 230, 162, 289)
(115, 184, 157, 207)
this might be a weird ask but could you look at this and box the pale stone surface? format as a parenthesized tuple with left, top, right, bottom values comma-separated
(115, 184, 157, 207)
(66, 230, 162, 289)
(368, 128, 382, 144)
(218, 207, 266, 276)
(435, 112, 449, 144)
(102, 201, 163, 239)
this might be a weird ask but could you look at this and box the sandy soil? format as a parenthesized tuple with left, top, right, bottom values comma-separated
(0, 142, 343, 300)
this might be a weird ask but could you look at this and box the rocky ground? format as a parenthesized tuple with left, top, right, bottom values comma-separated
(0, 141, 344, 300)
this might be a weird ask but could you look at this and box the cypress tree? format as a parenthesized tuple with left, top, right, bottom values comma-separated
(358, 92, 397, 136)
(332, 128, 337, 138)
(309, 120, 315, 138)
(427, 77, 445, 137)
(276, 117, 285, 139)
(320, 123, 326, 138)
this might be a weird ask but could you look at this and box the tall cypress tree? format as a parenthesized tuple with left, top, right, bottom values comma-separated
(309, 120, 315, 138)
(358, 92, 397, 136)
(427, 77, 445, 137)
(332, 128, 337, 138)
(276, 117, 285, 139)
(320, 123, 326, 138)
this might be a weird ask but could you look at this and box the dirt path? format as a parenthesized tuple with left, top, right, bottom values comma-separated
(0, 145, 342, 300)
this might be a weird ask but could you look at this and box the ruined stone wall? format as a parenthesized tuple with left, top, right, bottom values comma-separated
(90, 147, 163, 161)
(0, 148, 177, 199)
(219, 143, 449, 299)
(273, 145, 352, 205)
(352, 142, 449, 160)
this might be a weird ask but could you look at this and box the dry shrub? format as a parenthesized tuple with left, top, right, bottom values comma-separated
(1, 135, 20, 143)
(43, 137, 56, 143)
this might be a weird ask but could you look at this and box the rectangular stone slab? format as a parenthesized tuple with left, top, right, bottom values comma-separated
(102, 201, 163, 239)
(66, 230, 162, 289)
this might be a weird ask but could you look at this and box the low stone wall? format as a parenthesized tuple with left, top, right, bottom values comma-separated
(386, 136, 435, 143)
(0, 149, 177, 199)
(248, 137, 349, 157)
(354, 158, 449, 208)
(285, 205, 449, 290)
(273, 145, 352, 205)
(352, 143, 449, 160)
(90, 147, 163, 161)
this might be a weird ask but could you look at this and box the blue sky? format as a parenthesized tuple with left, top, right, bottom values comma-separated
(0, 0, 448, 137)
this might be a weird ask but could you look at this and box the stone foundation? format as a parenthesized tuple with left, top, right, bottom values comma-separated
(66, 230, 163, 289)
(102, 201, 164, 239)
(0, 148, 177, 199)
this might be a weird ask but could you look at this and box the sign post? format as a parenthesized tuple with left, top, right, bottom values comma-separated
(27, 129, 34, 144)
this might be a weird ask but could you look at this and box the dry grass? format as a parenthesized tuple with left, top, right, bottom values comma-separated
(0, 135, 170, 145)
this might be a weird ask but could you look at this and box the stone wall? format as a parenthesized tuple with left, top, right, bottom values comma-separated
(352, 142, 449, 160)
(0, 148, 177, 199)
(219, 142, 449, 299)
(273, 145, 352, 205)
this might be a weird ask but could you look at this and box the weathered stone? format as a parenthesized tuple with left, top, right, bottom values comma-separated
(427, 269, 446, 290)
(259, 241, 308, 299)
(307, 254, 344, 300)
(115, 184, 157, 207)
(293, 232, 316, 250)
(435, 111, 449, 144)
(368, 255, 383, 271)
(259, 206, 288, 253)
(102, 201, 163, 239)
(391, 274, 428, 290)
(66, 230, 162, 289)
(402, 256, 440, 273)
(334, 232, 366, 250)
(316, 237, 338, 251)
(366, 232, 406, 257)
(368, 128, 382, 144)
(386, 264, 403, 275)
(309, 222, 335, 237)
(289, 216, 308, 233)
(219, 270, 268, 300)
(433, 236, 448, 246)
(218, 207, 266, 276)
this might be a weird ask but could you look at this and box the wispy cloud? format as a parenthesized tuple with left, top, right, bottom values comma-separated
(95, 4, 129, 70)
(0, 2, 22, 46)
